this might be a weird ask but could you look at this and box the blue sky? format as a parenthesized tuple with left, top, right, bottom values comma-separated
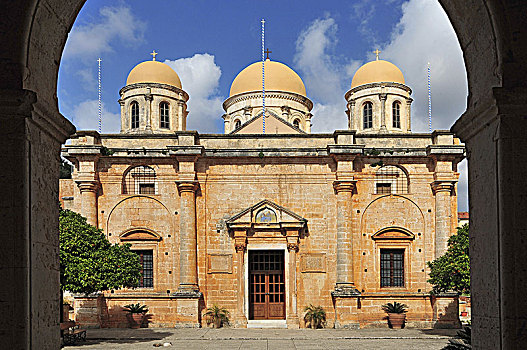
(58, 0, 469, 211)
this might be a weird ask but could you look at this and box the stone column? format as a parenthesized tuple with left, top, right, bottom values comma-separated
(76, 181, 99, 227)
(379, 93, 387, 130)
(451, 87, 527, 349)
(0, 89, 75, 348)
(234, 232, 247, 327)
(406, 98, 412, 132)
(332, 181, 359, 294)
(431, 181, 455, 258)
(175, 182, 200, 294)
(178, 101, 185, 131)
(348, 100, 355, 130)
(118, 99, 125, 132)
(286, 233, 300, 328)
(144, 89, 153, 131)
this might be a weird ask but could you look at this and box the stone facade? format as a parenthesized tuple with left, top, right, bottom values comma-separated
(61, 127, 463, 329)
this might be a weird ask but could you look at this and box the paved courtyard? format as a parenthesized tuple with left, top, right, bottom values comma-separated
(65, 328, 458, 349)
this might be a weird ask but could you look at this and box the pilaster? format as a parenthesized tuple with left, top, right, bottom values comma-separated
(286, 231, 300, 328)
(233, 230, 247, 327)
(379, 92, 387, 130)
(75, 180, 100, 227)
(431, 180, 456, 259)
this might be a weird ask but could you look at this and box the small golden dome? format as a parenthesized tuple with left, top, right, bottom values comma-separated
(126, 60, 182, 88)
(351, 60, 405, 88)
(230, 59, 306, 97)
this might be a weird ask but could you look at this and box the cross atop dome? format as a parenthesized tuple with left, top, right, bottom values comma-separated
(265, 48, 272, 60)
(373, 49, 381, 60)
(150, 50, 158, 61)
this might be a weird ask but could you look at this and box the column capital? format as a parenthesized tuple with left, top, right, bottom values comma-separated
(76, 180, 99, 193)
(287, 242, 299, 252)
(176, 181, 199, 194)
(235, 242, 247, 253)
(379, 93, 387, 101)
(431, 181, 456, 194)
(333, 180, 356, 194)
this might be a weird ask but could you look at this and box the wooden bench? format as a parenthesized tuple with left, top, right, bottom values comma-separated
(61, 321, 86, 345)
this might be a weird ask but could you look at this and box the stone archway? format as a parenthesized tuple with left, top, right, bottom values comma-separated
(1, 1, 526, 348)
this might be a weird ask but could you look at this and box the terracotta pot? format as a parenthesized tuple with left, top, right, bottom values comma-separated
(388, 313, 406, 329)
(460, 311, 468, 317)
(213, 318, 222, 328)
(127, 313, 144, 329)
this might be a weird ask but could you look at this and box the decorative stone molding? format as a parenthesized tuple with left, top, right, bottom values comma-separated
(235, 242, 247, 253)
(176, 181, 199, 194)
(171, 290, 202, 299)
(120, 83, 189, 101)
(331, 286, 361, 297)
(223, 91, 313, 111)
(287, 242, 299, 252)
(76, 180, 99, 193)
(333, 181, 356, 194)
(431, 181, 456, 194)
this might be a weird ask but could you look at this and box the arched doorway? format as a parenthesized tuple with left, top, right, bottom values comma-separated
(1, 0, 526, 348)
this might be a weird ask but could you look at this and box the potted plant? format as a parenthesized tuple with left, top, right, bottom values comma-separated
(123, 303, 148, 329)
(204, 304, 230, 328)
(304, 304, 326, 329)
(381, 301, 408, 329)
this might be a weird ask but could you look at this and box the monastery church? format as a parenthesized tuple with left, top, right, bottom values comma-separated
(60, 51, 464, 329)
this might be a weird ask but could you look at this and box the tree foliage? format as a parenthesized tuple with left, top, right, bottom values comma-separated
(60, 159, 73, 179)
(428, 224, 470, 295)
(59, 207, 142, 295)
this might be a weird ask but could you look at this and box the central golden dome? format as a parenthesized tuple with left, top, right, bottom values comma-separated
(126, 60, 182, 88)
(230, 59, 306, 97)
(351, 60, 405, 88)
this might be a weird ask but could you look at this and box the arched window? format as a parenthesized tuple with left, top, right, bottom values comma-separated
(160, 102, 170, 129)
(392, 101, 401, 128)
(122, 166, 157, 195)
(131, 101, 139, 129)
(363, 102, 373, 129)
(375, 165, 409, 194)
(235, 120, 242, 129)
(293, 119, 301, 129)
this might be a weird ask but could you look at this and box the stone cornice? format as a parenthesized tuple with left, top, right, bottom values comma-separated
(76, 180, 99, 193)
(176, 181, 199, 194)
(345, 82, 412, 100)
(120, 83, 189, 100)
(223, 91, 313, 111)
(333, 181, 356, 194)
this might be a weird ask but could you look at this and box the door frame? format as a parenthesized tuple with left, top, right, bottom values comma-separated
(245, 243, 289, 322)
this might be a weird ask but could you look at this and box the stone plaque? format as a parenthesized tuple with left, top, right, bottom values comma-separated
(301, 253, 326, 273)
(207, 254, 233, 274)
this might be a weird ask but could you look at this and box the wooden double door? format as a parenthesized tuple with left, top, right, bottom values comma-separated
(249, 250, 286, 320)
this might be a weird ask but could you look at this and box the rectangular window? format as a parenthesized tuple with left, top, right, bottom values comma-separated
(376, 183, 392, 194)
(134, 250, 153, 288)
(138, 183, 155, 195)
(380, 249, 404, 287)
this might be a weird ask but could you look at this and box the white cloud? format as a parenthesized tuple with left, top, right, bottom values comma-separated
(294, 17, 360, 132)
(64, 6, 146, 61)
(164, 54, 224, 133)
(76, 68, 96, 91)
(71, 100, 120, 133)
(457, 159, 468, 211)
(380, 0, 467, 132)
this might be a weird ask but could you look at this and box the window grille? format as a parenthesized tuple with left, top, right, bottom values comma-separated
(134, 250, 153, 288)
(375, 165, 408, 194)
(392, 101, 401, 128)
(131, 102, 139, 129)
(123, 166, 157, 195)
(363, 102, 373, 129)
(380, 249, 404, 287)
(160, 102, 170, 129)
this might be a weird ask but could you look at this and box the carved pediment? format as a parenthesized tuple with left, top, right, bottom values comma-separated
(371, 226, 415, 240)
(226, 200, 307, 232)
(119, 227, 162, 241)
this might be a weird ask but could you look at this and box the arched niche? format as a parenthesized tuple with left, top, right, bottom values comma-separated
(119, 227, 162, 241)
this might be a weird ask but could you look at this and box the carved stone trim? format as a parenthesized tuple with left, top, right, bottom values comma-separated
(171, 290, 202, 299)
(235, 242, 246, 253)
(76, 181, 99, 193)
(431, 181, 456, 194)
(331, 287, 361, 298)
(333, 181, 356, 194)
(176, 181, 199, 194)
(287, 243, 299, 252)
